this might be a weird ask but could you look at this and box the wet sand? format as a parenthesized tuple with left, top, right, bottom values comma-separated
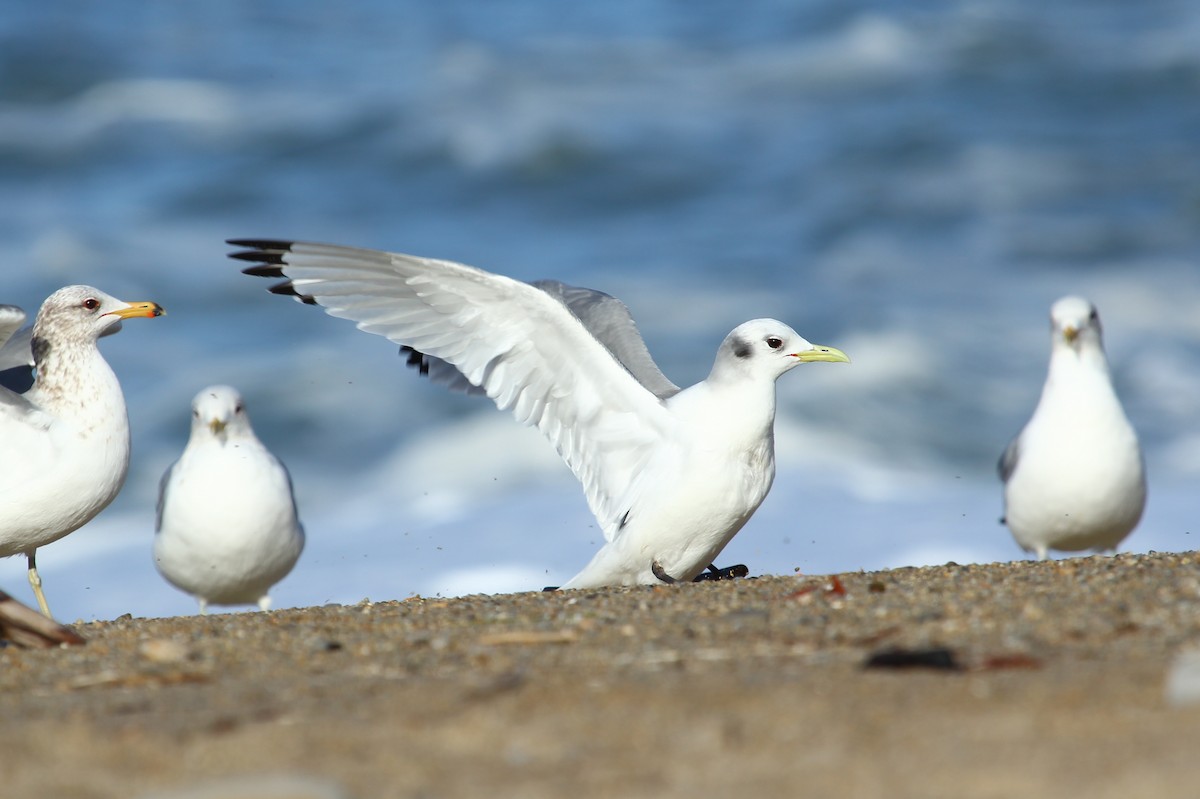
(3, 551, 1200, 798)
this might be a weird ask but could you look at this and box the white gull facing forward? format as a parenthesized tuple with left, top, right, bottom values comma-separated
(0, 286, 163, 617)
(155, 385, 305, 614)
(999, 296, 1146, 560)
(231, 239, 849, 589)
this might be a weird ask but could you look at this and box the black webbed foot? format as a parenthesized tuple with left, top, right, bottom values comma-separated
(692, 563, 750, 582)
(542, 585, 560, 592)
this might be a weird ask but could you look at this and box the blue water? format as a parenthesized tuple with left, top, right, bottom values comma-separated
(1, 1, 1198, 620)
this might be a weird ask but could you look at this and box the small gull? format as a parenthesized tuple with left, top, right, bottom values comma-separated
(0, 286, 163, 617)
(999, 296, 1146, 560)
(231, 240, 849, 589)
(154, 385, 305, 613)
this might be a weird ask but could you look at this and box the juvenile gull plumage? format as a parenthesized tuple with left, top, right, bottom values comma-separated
(155, 385, 305, 614)
(0, 286, 164, 616)
(231, 239, 849, 589)
(999, 296, 1146, 560)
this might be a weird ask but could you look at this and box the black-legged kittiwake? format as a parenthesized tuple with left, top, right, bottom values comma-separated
(230, 240, 849, 589)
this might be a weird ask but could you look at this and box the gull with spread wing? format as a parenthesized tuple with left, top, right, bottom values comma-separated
(231, 240, 848, 589)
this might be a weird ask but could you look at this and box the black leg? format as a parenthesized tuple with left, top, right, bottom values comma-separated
(651, 560, 678, 584)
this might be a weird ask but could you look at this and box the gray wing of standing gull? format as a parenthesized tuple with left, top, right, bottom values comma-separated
(154, 461, 178, 534)
(997, 436, 1021, 484)
(0, 305, 35, 406)
(400, 279, 682, 400)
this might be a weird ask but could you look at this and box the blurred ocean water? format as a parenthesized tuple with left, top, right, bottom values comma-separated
(0, 1, 1197, 619)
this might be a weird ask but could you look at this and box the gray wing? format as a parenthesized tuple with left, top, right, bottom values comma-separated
(533, 281, 680, 399)
(0, 305, 36, 411)
(154, 461, 178, 533)
(0, 305, 32, 371)
(400, 280, 681, 400)
(997, 436, 1021, 483)
(279, 458, 305, 538)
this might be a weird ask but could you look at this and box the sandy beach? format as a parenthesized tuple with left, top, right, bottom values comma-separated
(3, 551, 1200, 798)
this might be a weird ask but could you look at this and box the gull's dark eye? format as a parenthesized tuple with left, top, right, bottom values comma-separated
(235, 404, 245, 415)
(83, 298, 100, 311)
(766, 336, 784, 350)
(1089, 308, 1099, 321)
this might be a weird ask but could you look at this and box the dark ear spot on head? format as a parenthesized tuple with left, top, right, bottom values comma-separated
(31, 335, 51, 365)
(732, 337, 752, 359)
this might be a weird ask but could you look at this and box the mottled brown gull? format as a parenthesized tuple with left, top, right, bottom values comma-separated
(0, 286, 163, 616)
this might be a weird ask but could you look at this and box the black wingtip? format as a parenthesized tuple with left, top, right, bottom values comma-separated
(228, 239, 316, 304)
(230, 248, 286, 264)
(227, 240, 295, 270)
(226, 238, 296, 250)
(267, 281, 318, 305)
(400, 346, 431, 376)
(240, 263, 287, 278)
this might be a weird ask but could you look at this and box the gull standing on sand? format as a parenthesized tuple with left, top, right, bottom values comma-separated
(0, 286, 164, 617)
(999, 296, 1146, 560)
(230, 239, 849, 589)
(154, 385, 305, 613)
